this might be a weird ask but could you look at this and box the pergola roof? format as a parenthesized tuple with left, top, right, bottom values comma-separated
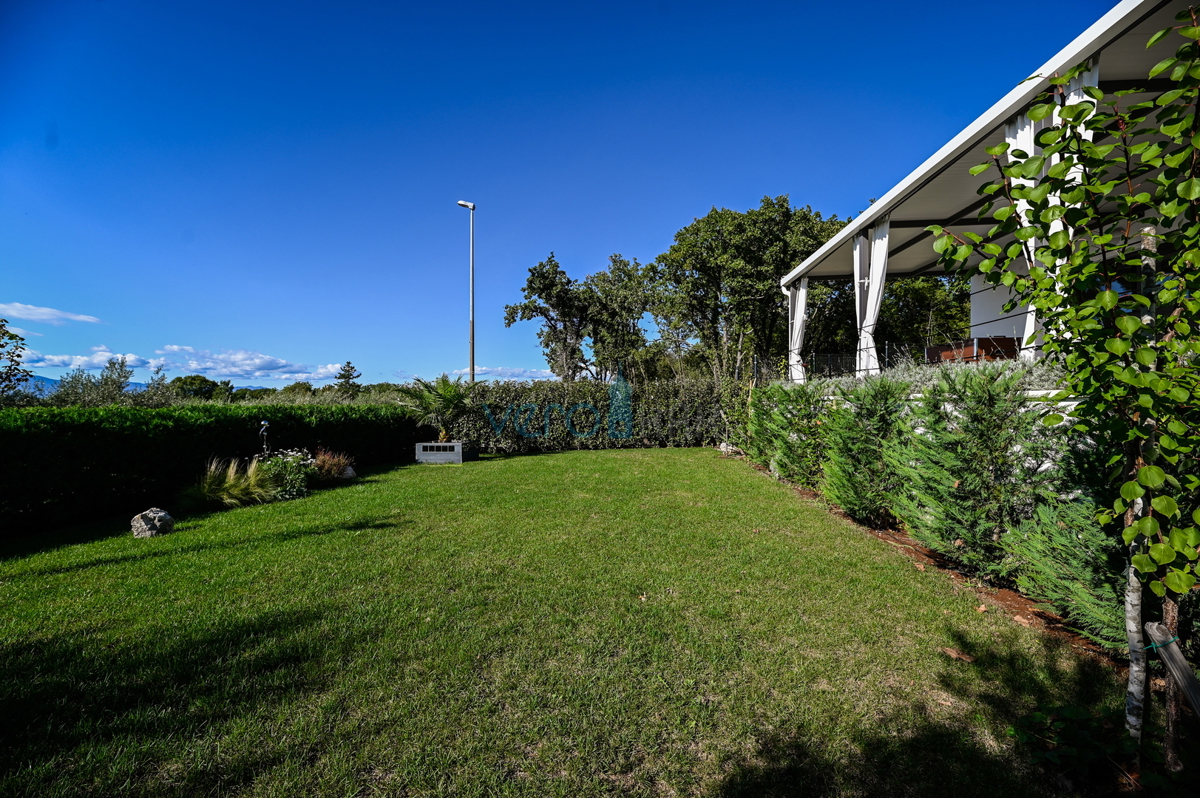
(781, 0, 1183, 287)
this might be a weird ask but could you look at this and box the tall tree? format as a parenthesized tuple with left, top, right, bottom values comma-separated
(0, 319, 32, 396)
(335, 361, 362, 397)
(654, 196, 844, 381)
(170, 374, 221, 400)
(504, 254, 594, 381)
(583, 255, 651, 381)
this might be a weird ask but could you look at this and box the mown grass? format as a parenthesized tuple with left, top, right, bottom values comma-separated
(0, 449, 1117, 797)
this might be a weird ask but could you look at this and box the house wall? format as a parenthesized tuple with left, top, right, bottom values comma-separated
(969, 273, 1027, 339)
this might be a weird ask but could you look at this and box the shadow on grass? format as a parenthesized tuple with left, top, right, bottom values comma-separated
(3, 514, 417, 580)
(0, 464, 409, 563)
(717, 626, 1118, 798)
(0, 606, 351, 795)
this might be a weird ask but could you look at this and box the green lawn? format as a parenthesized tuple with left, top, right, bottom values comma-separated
(0, 449, 1116, 797)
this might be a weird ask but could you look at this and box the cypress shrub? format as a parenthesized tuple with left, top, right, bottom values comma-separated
(886, 365, 1060, 579)
(821, 376, 910, 527)
(745, 382, 830, 488)
(1003, 500, 1127, 650)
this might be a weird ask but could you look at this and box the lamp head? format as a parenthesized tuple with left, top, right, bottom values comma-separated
(457, 200, 475, 211)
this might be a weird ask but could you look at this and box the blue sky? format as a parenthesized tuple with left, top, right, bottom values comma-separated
(2, 0, 1116, 385)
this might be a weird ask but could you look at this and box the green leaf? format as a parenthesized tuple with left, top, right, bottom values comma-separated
(1121, 480, 1146, 501)
(1152, 495, 1180, 517)
(1135, 347, 1157, 366)
(1132, 553, 1158, 574)
(1026, 183, 1052, 203)
(1124, 525, 1140, 545)
(985, 142, 1009, 157)
(1168, 420, 1188, 435)
(1151, 542, 1177, 565)
(1169, 528, 1192, 550)
(1195, 507, 1200, 526)
(1138, 465, 1167, 488)
(969, 163, 991, 176)
(1164, 570, 1197, 594)
(1137, 515, 1161, 537)
(1116, 316, 1143, 335)
(1150, 57, 1178, 78)
(1150, 580, 1167, 597)
(1178, 177, 1200, 200)
(1042, 413, 1064, 426)
(1181, 25, 1200, 39)
(1106, 338, 1131, 356)
(1098, 290, 1119, 310)
(1028, 104, 1055, 122)
(1147, 27, 1173, 48)
(1157, 88, 1187, 106)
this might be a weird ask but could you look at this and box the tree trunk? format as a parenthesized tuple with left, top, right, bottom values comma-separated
(1125, 555, 1147, 759)
(1124, 470, 1147, 764)
(1163, 594, 1183, 772)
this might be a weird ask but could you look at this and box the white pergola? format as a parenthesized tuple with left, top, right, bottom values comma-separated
(781, 0, 1186, 382)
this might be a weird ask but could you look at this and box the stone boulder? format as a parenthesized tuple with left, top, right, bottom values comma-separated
(132, 507, 175, 538)
(340, 466, 357, 479)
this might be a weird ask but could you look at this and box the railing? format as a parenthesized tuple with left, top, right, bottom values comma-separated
(804, 337, 1023, 378)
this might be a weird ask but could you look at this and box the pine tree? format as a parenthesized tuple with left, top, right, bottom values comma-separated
(335, 361, 362, 398)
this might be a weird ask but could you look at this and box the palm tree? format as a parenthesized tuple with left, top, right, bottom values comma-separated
(395, 375, 477, 442)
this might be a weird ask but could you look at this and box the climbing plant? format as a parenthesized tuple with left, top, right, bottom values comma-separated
(929, 10, 1200, 764)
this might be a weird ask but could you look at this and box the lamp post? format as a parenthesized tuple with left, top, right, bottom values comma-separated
(456, 200, 476, 382)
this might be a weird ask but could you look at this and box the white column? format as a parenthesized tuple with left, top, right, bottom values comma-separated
(1006, 112, 1044, 361)
(854, 218, 889, 376)
(786, 277, 809, 382)
(1006, 64, 1099, 361)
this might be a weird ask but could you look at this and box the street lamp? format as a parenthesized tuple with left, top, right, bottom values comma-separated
(456, 200, 476, 382)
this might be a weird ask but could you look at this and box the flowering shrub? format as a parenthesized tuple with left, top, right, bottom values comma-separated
(259, 448, 316, 500)
(313, 448, 355, 483)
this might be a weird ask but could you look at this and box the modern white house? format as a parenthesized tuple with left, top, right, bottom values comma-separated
(781, 0, 1188, 382)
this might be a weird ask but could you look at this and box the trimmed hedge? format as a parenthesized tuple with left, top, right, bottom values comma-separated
(447, 379, 737, 453)
(0, 405, 422, 531)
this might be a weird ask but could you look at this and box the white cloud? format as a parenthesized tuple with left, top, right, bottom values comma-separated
(453, 365, 558, 381)
(23, 345, 159, 370)
(7, 326, 43, 337)
(21, 342, 337, 381)
(155, 345, 340, 381)
(0, 303, 101, 325)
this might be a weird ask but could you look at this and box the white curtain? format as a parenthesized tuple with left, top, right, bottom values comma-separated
(854, 219, 889, 376)
(787, 277, 809, 382)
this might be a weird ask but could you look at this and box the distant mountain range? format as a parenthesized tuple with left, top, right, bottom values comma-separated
(24, 375, 274, 393)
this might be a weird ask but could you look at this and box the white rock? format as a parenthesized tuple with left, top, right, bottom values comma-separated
(132, 507, 175, 538)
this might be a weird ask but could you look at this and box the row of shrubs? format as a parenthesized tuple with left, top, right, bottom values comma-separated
(742, 365, 1132, 651)
(0, 405, 422, 532)
(448, 378, 745, 453)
